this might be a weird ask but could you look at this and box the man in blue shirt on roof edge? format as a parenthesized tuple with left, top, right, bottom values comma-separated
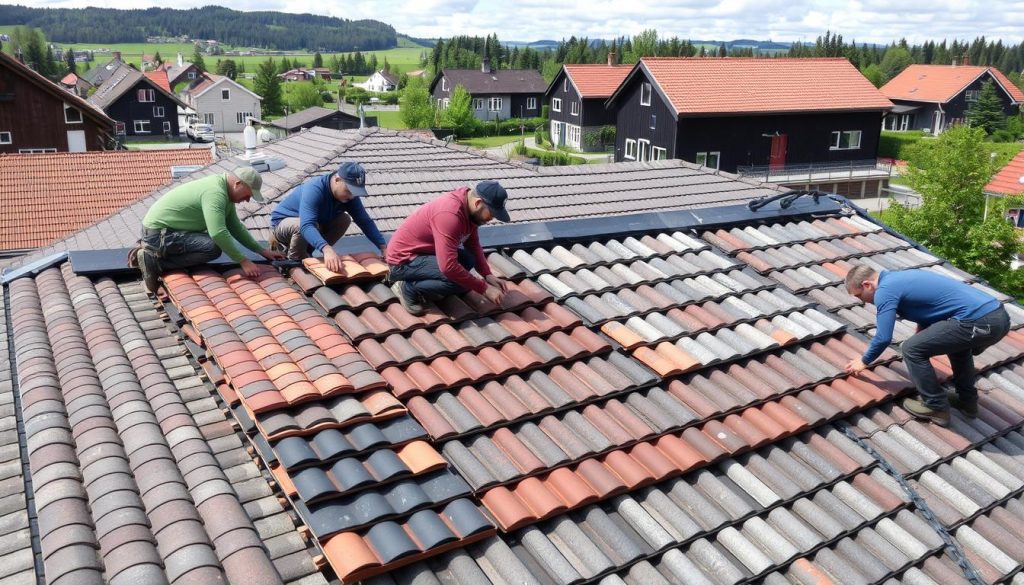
(269, 161, 387, 272)
(843, 265, 1010, 426)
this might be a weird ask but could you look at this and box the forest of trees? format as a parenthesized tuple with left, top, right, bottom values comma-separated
(425, 31, 1024, 89)
(0, 5, 396, 51)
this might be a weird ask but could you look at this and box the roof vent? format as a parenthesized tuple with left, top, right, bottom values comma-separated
(170, 165, 203, 179)
(239, 118, 286, 171)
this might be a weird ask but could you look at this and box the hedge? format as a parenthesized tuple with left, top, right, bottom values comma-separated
(878, 131, 927, 160)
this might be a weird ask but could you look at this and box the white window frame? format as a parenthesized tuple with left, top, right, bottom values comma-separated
(137, 88, 155, 102)
(563, 78, 568, 92)
(133, 120, 151, 133)
(830, 130, 862, 150)
(551, 97, 562, 112)
(624, 138, 637, 160)
(153, 106, 165, 118)
(203, 113, 215, 125)
(551, 120, 562, 144)
(570, 100, 579, 116)
(236, 112, 253, 125)
(650, 114, 656, 130)
(187, 70, 197, 80)
(652, 146, 667, 160)
(696, 151, 721, 169)
(441, 78, 448, 91)
(64, 103, 83, 124)
(162, 121, 172, 132)
(900, 114, 912, 131)
(0, 131, 10, 144)
(526, 97, 537, 110)
(637, 138, 650, 162)
(567, 124, 581, 148)
(221, 88, 230, 101)
(640, 82, 652, 106)
(965, 89, 980, 102)
(18, 148, 57, 154)
(473, 98, 484, 110)
(489, 97, 502, 112)
(442, 98, 450, 109)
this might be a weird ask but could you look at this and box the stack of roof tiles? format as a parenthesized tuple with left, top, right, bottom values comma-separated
(7, 128, 1024, 585)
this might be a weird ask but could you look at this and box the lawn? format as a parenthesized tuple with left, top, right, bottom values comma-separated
(371, 110, 407, 129)
(456, 135, 524, 148)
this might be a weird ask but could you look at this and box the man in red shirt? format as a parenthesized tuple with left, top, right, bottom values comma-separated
(386, 181, 511, 315)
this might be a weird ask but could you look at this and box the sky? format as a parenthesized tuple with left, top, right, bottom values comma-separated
(16, 0, 1024, 45)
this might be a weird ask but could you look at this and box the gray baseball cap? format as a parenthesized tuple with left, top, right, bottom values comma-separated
(233, 166, 265, 203)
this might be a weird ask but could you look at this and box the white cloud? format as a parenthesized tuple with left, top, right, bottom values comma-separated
(13, 0, 1024, 44)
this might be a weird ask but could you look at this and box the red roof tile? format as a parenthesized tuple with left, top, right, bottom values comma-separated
(882, 64, 1024, 104)
(986, 150, 1024, 195)
(143, 69, 172, 93)
(0, 149, 211, 252)
(564, 64, 632, 98)
(639, 57, 893, 116)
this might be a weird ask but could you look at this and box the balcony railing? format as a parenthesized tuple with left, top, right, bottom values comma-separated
(736, 159, 894, 182)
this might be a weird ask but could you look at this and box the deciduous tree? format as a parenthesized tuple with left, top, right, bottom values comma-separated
(440, 84, 479, 137)
(400, 76, 435, 128)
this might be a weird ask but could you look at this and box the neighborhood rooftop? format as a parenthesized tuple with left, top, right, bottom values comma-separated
(562, 63, 632, 98)
(5, 128, 1024, 585)
(882, 64, 1024, 104)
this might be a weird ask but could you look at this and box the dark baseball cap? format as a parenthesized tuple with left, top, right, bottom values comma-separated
(336, 161, 368, 197)
(475, 180, 510, 223)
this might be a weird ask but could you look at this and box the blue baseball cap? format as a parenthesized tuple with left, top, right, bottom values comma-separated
(475, 180, 511, 222)
(336, 161, 368, 197)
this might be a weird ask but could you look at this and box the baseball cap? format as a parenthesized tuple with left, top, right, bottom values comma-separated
(337, 161, 368, 197)
(233, 166, 265, 203)
(475, 180, 511, 223)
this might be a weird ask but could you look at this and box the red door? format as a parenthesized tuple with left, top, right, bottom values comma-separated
(769, 134, 788, 172)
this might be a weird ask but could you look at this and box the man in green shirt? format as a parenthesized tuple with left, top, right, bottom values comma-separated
(132, 166, 285, 293)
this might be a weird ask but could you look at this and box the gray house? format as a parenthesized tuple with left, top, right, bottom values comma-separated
(182, 73, 262, 133)
(429, 60, 546, 121)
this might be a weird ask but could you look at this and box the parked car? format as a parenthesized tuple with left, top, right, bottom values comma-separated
(185, 119, 215, 142)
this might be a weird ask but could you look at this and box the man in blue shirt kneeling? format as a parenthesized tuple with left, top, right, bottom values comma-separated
(270, 161, 387, 271)
(844, 266, 1010, 426)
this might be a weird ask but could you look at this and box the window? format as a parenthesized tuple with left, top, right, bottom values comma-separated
(162, 121, 172, 132)
(203, 113, 215, 125)
(442, 98, 450, 109)
(652, 146, 667, 160)
(236, 112, 253, 124)
(570, 101, 579, 116)
(551, 98, 562, 112)
(64, 104, 82, 124)
(650, 114, 656, 130)
(221, 89, 230, 101)
(624, 138, 637, 160)
(134, 120, 151, 133)
(0, 131, 10, 144)
(527, 97, 537, 110)
(567, 124, 581, 148)
(153, 106, 165, 117)
(473, 98, 484, 110)
(965, 89, 980, 102)
(695, 151, 721, 169)
(637, 139, 650, 162)
(137, 89, 155, 102)
(563, 78, 568, 92)
(18, 148, 57, 154)
(187, 71, 197, 80)
(551, 121, 561, 144)
(489, 97, 502, 112)
(640, 82, 652, 106)
(830, 130, 862, 150)
(441, 78, 448, 91)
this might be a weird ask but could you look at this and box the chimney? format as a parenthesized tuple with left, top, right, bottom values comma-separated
(607, 52, 616, 67)
(481, 58, 491, 73)
(177, 52, 184, 66)
(951, 58, 958, 67)
(113, 51, 121, 61)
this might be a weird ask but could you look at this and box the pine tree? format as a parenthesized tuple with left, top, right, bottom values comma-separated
(154, 51, 163, 66)
(255, 59, 283, 116)
(967, 79, 1007, 134)
(65, 47, 76, 75)
(313, 51, 323, 68)
(191, 46, 206, 72)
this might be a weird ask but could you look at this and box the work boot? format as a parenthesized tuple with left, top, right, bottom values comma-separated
(137, 248, 160, 295)
(390, 281, 425, 316)
(903, 397, 951, 427)
(948, 394, 979, 418)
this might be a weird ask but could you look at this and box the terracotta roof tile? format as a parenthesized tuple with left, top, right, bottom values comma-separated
(985, 149, 1024, 196)
(0, 149, 211, 253)
(882, 64, 1024, 104)
(640, 57, 893, 116)
(564, 64, 632, 98)
(143, 69, 172, 93)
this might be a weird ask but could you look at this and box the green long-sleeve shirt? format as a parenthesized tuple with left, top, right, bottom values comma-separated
(142, 173, 263, 262)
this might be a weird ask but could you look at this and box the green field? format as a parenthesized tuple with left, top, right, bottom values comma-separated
(457, 135, 522, 148)
(371, 110, 407, 129)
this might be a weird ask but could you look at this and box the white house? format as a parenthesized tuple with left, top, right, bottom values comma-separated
(182, 73, 262, 133)
(356, 69, 399, 93)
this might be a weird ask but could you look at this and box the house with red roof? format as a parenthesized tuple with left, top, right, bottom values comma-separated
(182, 73, 262, 133)
(605, 57, 894, 197)
(881, 64, 1024, 135)
(87, 62, 188, 138)
(545, 55, 631, 151)
(984, 150, 1024, 228)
